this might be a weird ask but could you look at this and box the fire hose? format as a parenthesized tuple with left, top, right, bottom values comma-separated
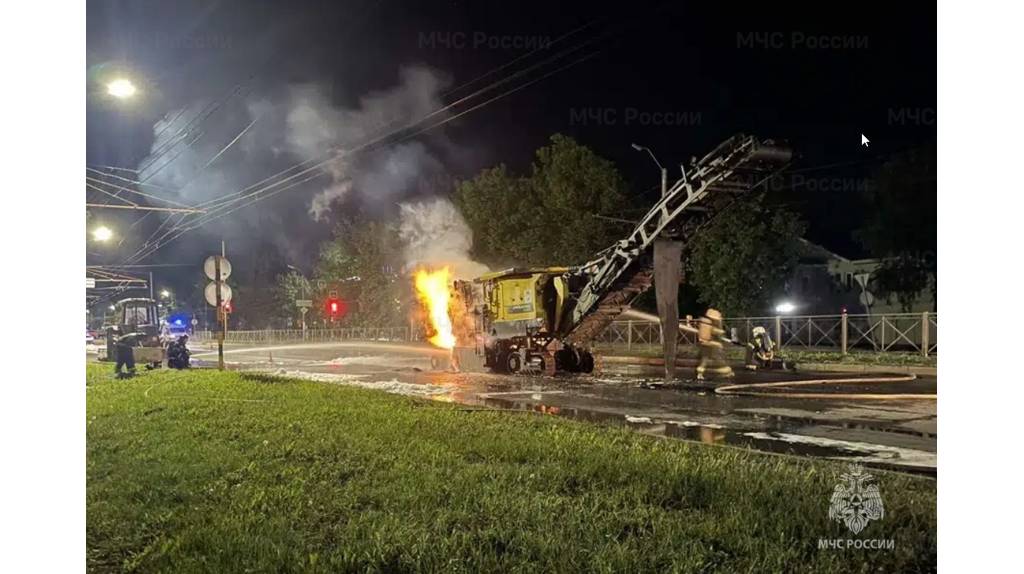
(713, 374, 936, 400)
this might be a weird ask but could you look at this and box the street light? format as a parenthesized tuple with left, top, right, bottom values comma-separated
(92, 226, 113, 242)
(631, 143, 668, 197)
(775, 301, 797, 314)
(160, 289, 171, 298)
(106, 78, 137, 99)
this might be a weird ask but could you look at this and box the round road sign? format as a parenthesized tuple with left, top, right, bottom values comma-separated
(204, 282, 233, 306)
(204, 256, 232, 281)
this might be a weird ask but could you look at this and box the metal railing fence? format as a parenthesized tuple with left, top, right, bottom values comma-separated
(192, 313, 936, 356)
(192, 326, 414, 345)
(593, 312, 937, 356)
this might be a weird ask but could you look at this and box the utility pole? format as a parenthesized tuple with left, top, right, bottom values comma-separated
(219, 240, 227, 369)
(203, 242, 231, 371)
(633, 143, 680, 380)
(215, 255, 224, 370)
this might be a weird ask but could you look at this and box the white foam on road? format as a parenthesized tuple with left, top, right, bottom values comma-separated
(742, 431, 937, 469)
(319, 355, 426, 367)
(258, 368, 449, 398)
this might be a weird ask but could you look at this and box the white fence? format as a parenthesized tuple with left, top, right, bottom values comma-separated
(192, 313, 937, 356)
(594, 312, 937, 356)
(192, 326, 414, 345)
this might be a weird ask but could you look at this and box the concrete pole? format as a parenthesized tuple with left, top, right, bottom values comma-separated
(654, 239, 683, 381)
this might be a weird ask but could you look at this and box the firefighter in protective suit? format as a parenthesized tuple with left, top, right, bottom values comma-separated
(167, 334, 191, 369)
(695, 308, 734, 381)
(111, 326, 141, 379)
(745, 326, 776, 370)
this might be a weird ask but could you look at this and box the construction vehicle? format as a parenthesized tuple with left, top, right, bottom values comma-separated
(98, 297, 166, 367)
(454, 134, 792, 375)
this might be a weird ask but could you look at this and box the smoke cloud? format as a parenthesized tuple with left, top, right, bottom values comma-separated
(279, 68, 450, 219)
(398, 198, 489, 280)
(135, 66, 455, 265)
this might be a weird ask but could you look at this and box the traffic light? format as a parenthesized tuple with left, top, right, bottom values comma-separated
(218, 300, 233, 322)
(325, 297, 346, 320)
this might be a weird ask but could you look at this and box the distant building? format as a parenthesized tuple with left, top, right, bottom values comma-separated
(781, 239, 935, 316)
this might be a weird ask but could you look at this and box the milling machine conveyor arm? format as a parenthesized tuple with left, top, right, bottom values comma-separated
(563, 134, 792, 344)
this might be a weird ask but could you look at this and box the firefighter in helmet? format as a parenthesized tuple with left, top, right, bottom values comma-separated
(695, 308, 734, 381)
(167, 334, 191, 369)
(745, 326, 776, 370)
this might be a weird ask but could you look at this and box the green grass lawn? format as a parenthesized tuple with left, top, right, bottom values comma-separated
(86, 364, 936, 572)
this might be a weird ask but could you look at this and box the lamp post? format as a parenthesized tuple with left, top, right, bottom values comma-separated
(631, 143, 668, 197)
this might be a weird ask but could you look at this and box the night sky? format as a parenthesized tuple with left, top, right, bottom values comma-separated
(86, 0, 936, 305)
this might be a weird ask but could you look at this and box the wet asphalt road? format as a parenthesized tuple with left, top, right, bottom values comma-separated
(180, 340, 937, 475)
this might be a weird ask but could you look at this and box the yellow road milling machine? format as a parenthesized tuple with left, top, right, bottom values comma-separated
(454, 134, 792, 375)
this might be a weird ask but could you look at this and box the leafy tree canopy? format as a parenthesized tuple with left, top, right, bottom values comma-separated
(687, 198, 806, 316)
(310, 219, 410, 327)
(454, 134, 628, 267)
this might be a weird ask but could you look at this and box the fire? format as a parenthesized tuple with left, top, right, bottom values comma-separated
(413, 267, 457, 349)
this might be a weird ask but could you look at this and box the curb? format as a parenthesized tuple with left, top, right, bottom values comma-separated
(798, 362, 937, 377)
(601, 356, 936, 377)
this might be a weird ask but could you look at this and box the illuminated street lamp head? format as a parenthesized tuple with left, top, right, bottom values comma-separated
(775, 301, 797, 314)
(106, 78, 137, 99)
(92, 226, 113, 242)
(160, 290, 170, 298)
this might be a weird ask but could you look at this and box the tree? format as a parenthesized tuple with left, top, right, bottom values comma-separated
(454, 134, 628, 267)
(272, 271, 313, 327)
(313, 219, 411, 326)
(687, 198, 806, 316)
(856, 143, 937, 310)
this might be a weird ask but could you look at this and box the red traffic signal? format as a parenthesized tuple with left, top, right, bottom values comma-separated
(223, 300, 233, 313)
(326, 297, 346, 319)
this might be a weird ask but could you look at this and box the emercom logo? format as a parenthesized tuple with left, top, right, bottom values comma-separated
(828, 464, 886, 534)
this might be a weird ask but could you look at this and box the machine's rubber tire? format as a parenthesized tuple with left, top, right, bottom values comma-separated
(492, 350, 509, 374)
(578, 351, 595, 373)
(556, 348, 578, 372)
(506, 352, 522, 374)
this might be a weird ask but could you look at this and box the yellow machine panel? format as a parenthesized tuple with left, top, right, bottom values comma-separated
(493, 277, 539, 321)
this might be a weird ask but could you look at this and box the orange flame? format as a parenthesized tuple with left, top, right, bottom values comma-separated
(414, 267, 456, 349)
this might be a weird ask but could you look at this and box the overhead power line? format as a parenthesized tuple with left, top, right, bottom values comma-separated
(85, 203, 204, 213)
(118, 18, 623, 263)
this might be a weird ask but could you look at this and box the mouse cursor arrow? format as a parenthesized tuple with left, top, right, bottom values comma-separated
(861, 134, 870, 147)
